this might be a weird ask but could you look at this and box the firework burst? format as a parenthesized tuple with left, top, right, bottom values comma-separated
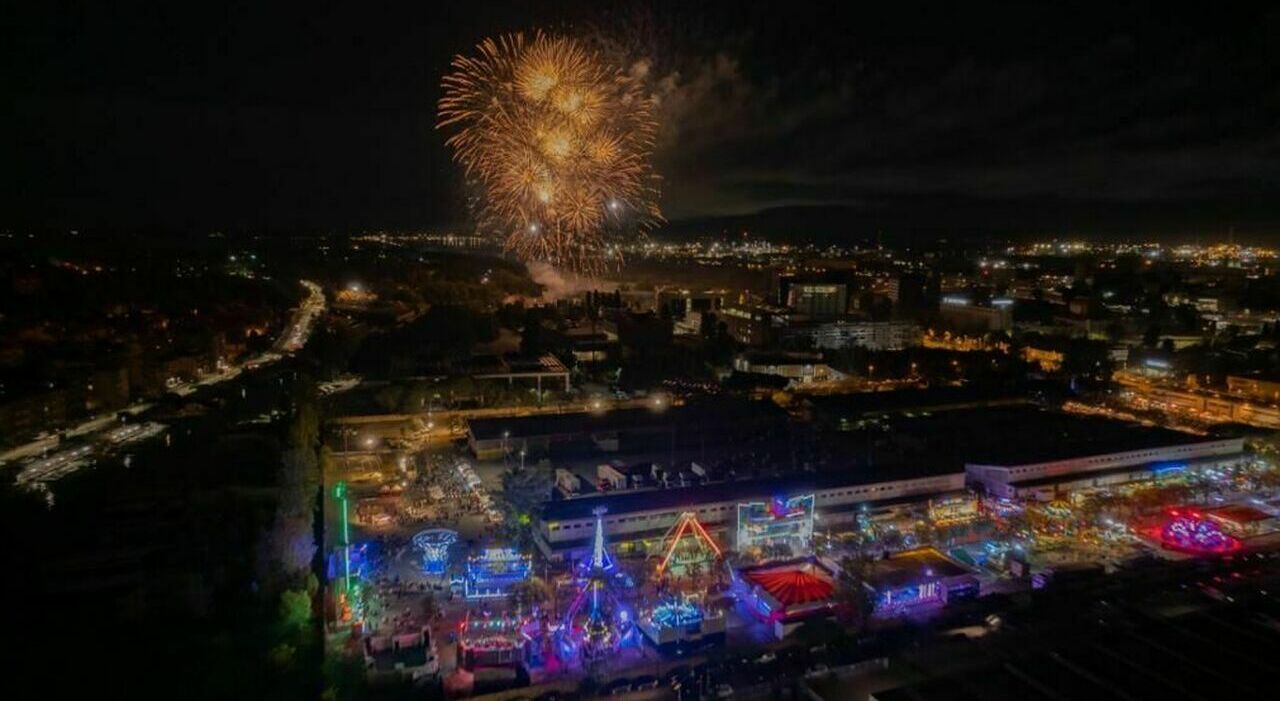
(438, 32, 662, 273)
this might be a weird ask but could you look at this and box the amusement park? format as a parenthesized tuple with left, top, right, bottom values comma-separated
(320, 417, 1280, 699)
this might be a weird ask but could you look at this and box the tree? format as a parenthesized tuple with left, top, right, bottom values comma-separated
(267, 510, 318, 581)
(503, 465, 553, 516)
(288, 378, 321, 450)
(279, 588, 313, 633)
(509, 576, 553, 614)
(794, 618, 847, 647)
(374, 385, 406, 413)
(1143, 325, 1161, 348)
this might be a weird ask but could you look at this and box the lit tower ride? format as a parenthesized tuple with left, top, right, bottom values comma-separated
(563, 507, 629, 652)
(333, 480, 361, 626)
(335, 481, 351, 591)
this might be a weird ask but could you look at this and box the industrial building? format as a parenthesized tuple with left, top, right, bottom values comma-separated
(533, 403, 1246, 562)
(466, 397, 788, 460)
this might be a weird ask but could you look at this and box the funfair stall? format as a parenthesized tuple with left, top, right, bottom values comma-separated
(464, 547, 532, 599)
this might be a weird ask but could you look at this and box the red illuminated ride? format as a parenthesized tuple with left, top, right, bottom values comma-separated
(732, 557, 842, 625)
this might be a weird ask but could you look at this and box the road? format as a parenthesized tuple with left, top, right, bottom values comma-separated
(2, 279, 326, 489)
(168, 278, 325, 396)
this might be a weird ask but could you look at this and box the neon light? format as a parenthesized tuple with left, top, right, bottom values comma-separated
(656, 512, 721, 576)
(737, 494, 816, 553)
(742, 566, 834, 606)
(412, 528, 458, 575)
(689, 517, 723, 557)
(1157, 512, 1242, 554)
(334, 481, 352, 593)
(649, 597, 705, 628)
(561, 506, 630, 653)
(589, 506, 614, 572)
(657, 518, 691, 573)
(464, 547, 531, 599)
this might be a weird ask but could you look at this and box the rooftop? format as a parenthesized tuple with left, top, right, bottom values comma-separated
(1207, 504, 1274, 525)
(540, 460, 961, 523)
(865, 548, 971, 590)
(739, 558, 836, 606)
(953, 408, 1221, 467)
(807, 385, 1035, 420)
(866, 604, 1280, 701)
(468, 397, 785, 442)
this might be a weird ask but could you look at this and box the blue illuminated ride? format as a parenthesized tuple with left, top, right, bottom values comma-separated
(637, 594, 725, 654)
(561, 507, 635, 657)
(412, 528, 458, 576)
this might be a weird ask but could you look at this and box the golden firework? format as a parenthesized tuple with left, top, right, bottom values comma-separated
(438, 32, 662, 273)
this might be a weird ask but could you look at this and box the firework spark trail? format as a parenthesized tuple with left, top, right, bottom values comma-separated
(438, 32, 662, 273)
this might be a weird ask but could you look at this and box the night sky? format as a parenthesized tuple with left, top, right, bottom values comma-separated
(8, 1, 1280, 241)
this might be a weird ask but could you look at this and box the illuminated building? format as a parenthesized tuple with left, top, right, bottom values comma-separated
(863, 548, 978, 616)
(786, 283, 848, 318)
(1021, 346, 1064, 372)
(457, 612, 533, 669)
(963, 411, 1245, 500)
(364, 626, 439, 681)
(1115, 371, 1280, 429)
(1226, 373, 1280, 403)
(464, 547, 532, 599)
(537, 462, 968, 564)
(735, 494, 816, 554)
(1204, 504, 1279, 538)
(939, 297, 1012, 332)
(720, 303, 791, 346)
(927, 495, 981, 526)
(732, 351, 843, 385)
(806, 320, 920, 351)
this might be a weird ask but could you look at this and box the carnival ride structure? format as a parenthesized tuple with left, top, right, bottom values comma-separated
(560, 507, 637, 658)
(654, 511, 722, 579)
(412, 528, 458, 576)
(1158, 508, 1242, 554)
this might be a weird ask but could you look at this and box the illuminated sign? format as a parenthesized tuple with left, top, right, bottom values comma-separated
(736, 494, 816, 553)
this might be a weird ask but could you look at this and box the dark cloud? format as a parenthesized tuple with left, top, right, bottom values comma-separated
(6, 1, 1280, 240)
(641, 3, 1280, 240)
